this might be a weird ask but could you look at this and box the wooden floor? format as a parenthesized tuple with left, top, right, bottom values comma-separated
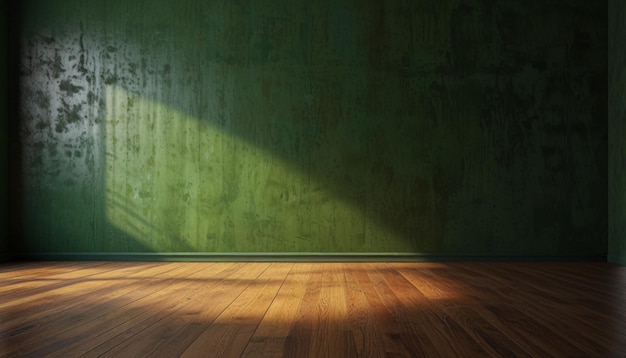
(0, 261, 624, 357)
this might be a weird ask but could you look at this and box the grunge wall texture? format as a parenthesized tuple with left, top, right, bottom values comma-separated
(10, 0, 608, 257)
(609, 0, 626, 265)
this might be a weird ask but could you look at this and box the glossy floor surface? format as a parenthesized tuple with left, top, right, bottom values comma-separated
(1, 261, 624, 357)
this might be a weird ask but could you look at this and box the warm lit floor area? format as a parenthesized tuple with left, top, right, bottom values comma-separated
(0, 261, 624, 357)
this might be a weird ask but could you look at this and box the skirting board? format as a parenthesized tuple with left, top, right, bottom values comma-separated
(12, 252, 607, 262)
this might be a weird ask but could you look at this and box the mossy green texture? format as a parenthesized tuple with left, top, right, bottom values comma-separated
(609, 0, 626, 265)
(16, 0, 607, 254)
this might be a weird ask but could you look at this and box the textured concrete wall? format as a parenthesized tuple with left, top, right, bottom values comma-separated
(15, 0, 607, 255)
(609, 0, 626, 265)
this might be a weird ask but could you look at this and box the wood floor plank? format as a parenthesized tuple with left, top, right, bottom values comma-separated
(395, 263, 549, 357)
(1, 262, 174, 344)
(497, 263, 625, 308)
(2, 262, 216, 357)
(0, 261, 623, 357)
(241, 263, 312, 357)
(0, 262, 158, 296)
(372, 262, 471, 357)
(0, 262, 144, 311)
(495, 263, 626, 323)
(0, 262, 168, 332)
(57, 262, 247, 358)
(458, 265, 626, 356)
(452, 263, 613, 356)
(343, 263, 387, 358)
(351, 263, 433, 357)
(388, 263, 534, 357)
(137, 263, 277, 358)
(283, 262, 324, 358)
(179, 263, 291, 358)
(101, 262, 277, 358)
(0, 262, 123, 303)
(307, 263, 356, 358)
(0, 261, 106, 278)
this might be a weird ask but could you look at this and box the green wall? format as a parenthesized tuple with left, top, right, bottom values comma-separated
(609, 0, 626, 265)
(14, 0, 607, 256)
(1, 0, 8, 261)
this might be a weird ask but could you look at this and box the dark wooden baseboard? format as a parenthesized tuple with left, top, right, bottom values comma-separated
(12, 252, 607, 262)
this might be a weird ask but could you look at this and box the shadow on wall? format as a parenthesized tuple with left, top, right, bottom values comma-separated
(105, 86, 415, 252)
(16, 0, 607, 254)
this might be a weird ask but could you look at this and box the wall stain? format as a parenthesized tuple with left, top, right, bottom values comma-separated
(16, 0, 607, 255)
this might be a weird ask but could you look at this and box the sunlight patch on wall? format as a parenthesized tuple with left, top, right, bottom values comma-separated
(105, 85, 410, 252)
